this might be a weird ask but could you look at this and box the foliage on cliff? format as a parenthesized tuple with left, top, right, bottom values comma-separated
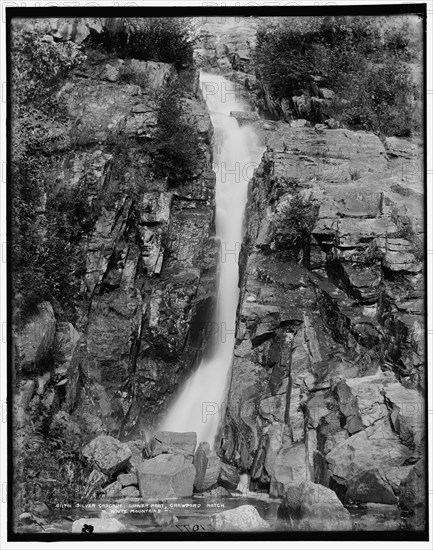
(11, 22, 201, 322)
(269, 187, 319, 261)
(153, 81, 199, 186)
(16, 425, 91, 512)
(255, 15, 422, 136)
(11, 27, 87, 321)
(93, 17, 195, 71)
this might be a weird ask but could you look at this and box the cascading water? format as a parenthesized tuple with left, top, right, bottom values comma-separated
(161, 71, 265, 448)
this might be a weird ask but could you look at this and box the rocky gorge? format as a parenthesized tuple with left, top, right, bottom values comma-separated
(11, 15, 426, 536)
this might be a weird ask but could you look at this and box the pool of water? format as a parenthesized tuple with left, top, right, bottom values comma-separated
(20, 495, 404, 534)
(35, 495, 281, 533)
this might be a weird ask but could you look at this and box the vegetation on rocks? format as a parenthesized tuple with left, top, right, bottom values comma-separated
(11, 21, 199, 324)
(390, 207, 424, 261)
(153, 81, 200, 186)
(269, 186, 319, 261)
(255, 15, 422, 136)
(91, 17, 195, 71)
(11, 27, 87, 322)
(16, 426, 92, 512)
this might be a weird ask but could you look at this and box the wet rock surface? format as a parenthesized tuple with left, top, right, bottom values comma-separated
(278, 481, 352, 531)
(210, 504, 270, 532)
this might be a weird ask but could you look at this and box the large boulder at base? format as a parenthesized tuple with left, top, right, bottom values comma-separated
(82, 435, 132, 476)
(346, 469, 398, 505)
(136, 454, 195, 499)
(14, 302, 56, 374)
(270, 442, 308, 498)
(353, 503, 401, 531)
(117, 472, 138, 487)
(325, 419, 412, 500)
(152, 431, 197, 460)
(121, 486, 140, 498)
(210, 505, 270, 532)
(72, 518, 127, 533)
(218, 462, 240, 490)
(335, 374, 391, 435)
(399, 459, 426, 531)
(193, 442, 221, 492)
(278, 482, 352, 531)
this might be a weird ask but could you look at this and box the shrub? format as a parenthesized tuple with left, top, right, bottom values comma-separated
(104, 129, 153, 204)
(254, 15, 422, 136)
(118, 62, 150, 88)
(11, 26, 87, 322)
(330, 59, 419, 136)
(12, 166, 90, 322)
(11, 27, 84, 108)
(153, 81, 199, 186)
(16, 428, 92, 512)
(269, 190, 319, 260)
(93, 17, 195, 71)
(390, 208, 424, 261)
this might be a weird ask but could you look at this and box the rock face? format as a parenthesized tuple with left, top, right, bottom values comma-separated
(219, 85, 424, 525)
(136, 454, 196, 499)
(278, 482, 352, 531)
(218, 462, 240, 490)
(210, 505, 270, 532)
(270, 442, 309, 497)
(193, 442, 221, 492)
(82, 435, 132, 476)
(151, 431, 197, 460)
(399, 459, 426, 531)
(14, 302, 56, 374)
(13, 23, 218, 447)
(117, 472, 137, 487)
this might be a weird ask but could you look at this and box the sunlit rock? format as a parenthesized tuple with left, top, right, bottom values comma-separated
(82, 435, 132, 476)
(210, 504, 270, 532)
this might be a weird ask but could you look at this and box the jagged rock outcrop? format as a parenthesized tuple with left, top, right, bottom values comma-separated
(220, 114, 424, 521)
(13, 35, 218, 445)
(210, 505, 270, 532)
(399, 458, 426, 531)
(218, 462, 240, 490)
(193, 441, 221, 492)
(14, 302, 56, 375)
(82, 435, 132, 476)
(136, 454, 196, 499)
(151, 431, 197, 460)
(278, 481, 352, 531)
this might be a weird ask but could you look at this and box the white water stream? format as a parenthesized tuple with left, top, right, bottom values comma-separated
(161, 72, 265, 448)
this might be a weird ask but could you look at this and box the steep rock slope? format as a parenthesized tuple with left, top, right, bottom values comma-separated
(13, 38, 218, 444)
(220, 119, 424, 518)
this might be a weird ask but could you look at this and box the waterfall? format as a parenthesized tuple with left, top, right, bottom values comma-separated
(161, 71, 265, 448)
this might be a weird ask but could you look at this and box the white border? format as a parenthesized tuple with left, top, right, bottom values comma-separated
(0, 1, 431, 549)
